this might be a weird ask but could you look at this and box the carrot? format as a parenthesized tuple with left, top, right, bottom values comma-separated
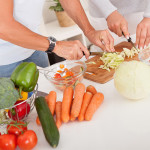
(78, 92, 93, 121)
(47, 91, 57, 115)
(62, 86, 74, 123)
(55, 101, 62, 128)
(85, 92, 104, 121)
(86, 85, 97, 95)
(60, 64, 64, 69)
(71, 83, 85, 117)
(45, 95, 48, 102)
(70, 115, 76, 121)
(36, 116, 41, 126)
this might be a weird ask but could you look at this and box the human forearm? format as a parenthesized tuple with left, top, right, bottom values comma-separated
(59, 0, 95, 36)
(0, 19, 49, 51)
(60, 0, 115, 52)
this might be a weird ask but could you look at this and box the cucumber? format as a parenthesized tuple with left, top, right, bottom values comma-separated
(35, 96, 59, 148)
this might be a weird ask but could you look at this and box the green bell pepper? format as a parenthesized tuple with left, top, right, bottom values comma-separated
(11, 62, 39, 95)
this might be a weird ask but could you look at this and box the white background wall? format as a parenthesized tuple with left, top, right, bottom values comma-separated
(42, 0, 89, 24)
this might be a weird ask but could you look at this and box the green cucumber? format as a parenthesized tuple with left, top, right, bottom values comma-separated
(35, 96, 59, 148)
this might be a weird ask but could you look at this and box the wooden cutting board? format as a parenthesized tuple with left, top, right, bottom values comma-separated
(84, 42, 139, 84)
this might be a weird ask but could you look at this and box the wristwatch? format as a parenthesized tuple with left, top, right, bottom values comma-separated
(45, 36, 57, 53)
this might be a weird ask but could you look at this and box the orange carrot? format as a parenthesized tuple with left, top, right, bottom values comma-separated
(45, 95, 48, 102)
(60, 64, 64, 69)
(71, 83, 85, 117)
(70, 115, 76, 121)
(55, 101, 62, 128)
(86, 85, 97, 95)
(78, 92, 93, 121)
(36, 116, 41, 126)
(62, 86, 74, 123)
(85, 92, 104, 121)
(47, 91, 57, 115)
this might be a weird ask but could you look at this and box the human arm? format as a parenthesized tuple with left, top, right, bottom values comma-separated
(91, 0, 129, 38)
(136, 0, 150, 49)
(59, 0, 115, 52)
(0, 0, 89, 60)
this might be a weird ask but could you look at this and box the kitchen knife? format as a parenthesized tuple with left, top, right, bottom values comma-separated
(84, 51, 116, 56)
(122, 32, 137, 50)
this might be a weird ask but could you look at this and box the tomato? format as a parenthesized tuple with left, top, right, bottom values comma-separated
(0, 134, 17, 150)
(7, 121, 28, 137)
(54, 73, 61, 79)
(8, 100, 30, 121)
(17, 130, 38, 150)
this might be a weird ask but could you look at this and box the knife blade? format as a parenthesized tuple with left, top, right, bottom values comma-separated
(122, 32, 137, 50)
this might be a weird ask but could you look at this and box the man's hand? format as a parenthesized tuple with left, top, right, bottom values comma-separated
(53, 40, 90, 60)
(136, 18, 150, 49)
(86, 29, 115, 52)
(106, 10, 130, 38)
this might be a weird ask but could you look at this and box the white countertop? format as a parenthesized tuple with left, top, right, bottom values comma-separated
(29, 57, 150, 150)
(1, 35, 150, 150)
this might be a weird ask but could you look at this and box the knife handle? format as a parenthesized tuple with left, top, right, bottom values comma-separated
(82, 51, 91, 55)
(122, 31, 131, 42)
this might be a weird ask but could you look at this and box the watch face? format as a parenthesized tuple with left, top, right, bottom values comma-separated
(50, 37, 56, 42)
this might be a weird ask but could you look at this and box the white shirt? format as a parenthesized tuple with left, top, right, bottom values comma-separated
(0, 0, 45, 65)
(89, 0, 150, 19)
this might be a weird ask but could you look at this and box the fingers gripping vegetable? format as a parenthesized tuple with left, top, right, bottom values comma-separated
(85, 93, 104, 121)
(0, 78, 19, 109)
(8, 100, 30, 121)
(7, 121, 28, 137)
(0, 134, 17, 150)
(11, 62, 39, 95)
(35, 97, 59, 148)
(17, 130, 37, 150)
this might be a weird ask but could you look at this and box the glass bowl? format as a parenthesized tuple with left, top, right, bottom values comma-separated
(0, 84, 38, 125)
(44, 60, 87, 91)
(139, 47, 150, 65)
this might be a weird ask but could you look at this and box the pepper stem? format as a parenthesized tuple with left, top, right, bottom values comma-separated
(19, 86, 23, 98)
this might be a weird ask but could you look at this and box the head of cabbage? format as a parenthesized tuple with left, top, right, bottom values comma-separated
(114, 60, 150, 100)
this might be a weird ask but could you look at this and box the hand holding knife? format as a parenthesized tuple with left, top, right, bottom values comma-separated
(122, 32, 137, 50)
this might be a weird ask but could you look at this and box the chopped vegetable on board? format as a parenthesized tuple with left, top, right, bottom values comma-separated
(99, 47, 140, 71)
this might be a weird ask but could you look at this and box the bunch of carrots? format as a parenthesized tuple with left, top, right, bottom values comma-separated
(36, 83, 104, 128)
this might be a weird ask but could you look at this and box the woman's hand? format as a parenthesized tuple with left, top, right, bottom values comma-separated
(106, 10, 130, 38)
(86, 29, 115, 52)
(136, 18, 150, 49)
(53, 40, 90, 60)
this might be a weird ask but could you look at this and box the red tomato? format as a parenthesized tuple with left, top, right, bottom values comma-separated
(54, 73, 61, 79)
(0, 134, 17, 150)
(7, 121, 28, 137)
(17, 130, 38, 150)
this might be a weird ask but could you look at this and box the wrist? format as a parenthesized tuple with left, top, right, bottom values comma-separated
(106, 10, 118, 21)
(45, 36, 57, 53)
(84, 26, 95, 38)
